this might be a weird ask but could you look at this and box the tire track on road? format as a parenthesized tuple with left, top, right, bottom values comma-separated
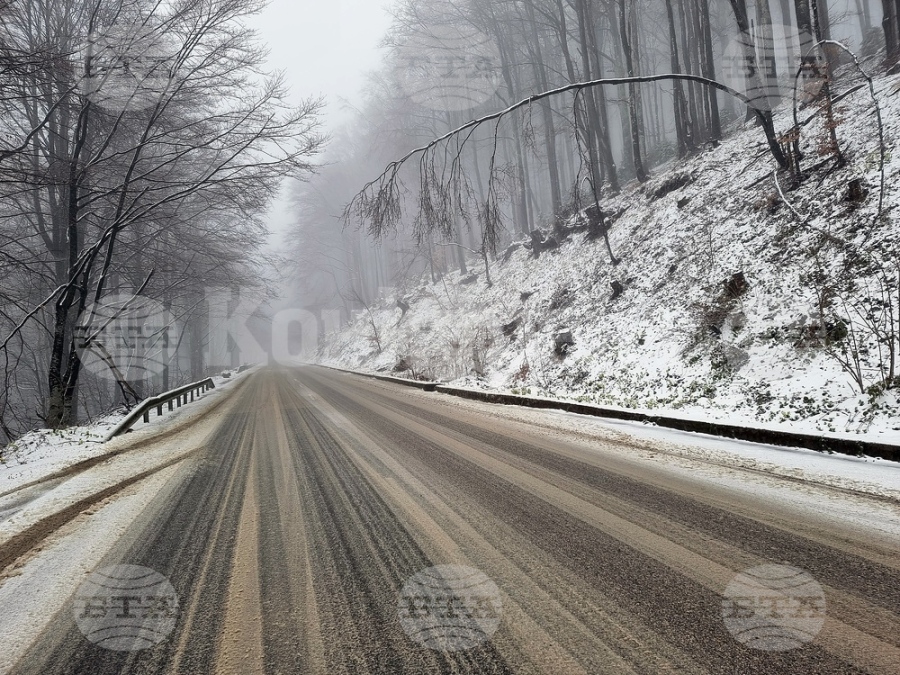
(5, 368, 898, 674)
(296, 367, 898, 674)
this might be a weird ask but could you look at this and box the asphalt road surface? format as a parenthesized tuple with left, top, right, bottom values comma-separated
(5, 367, 899, 674)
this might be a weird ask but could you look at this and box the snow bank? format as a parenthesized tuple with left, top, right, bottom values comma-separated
(0, 369, 251, 496)
(321, 68, 900, 443)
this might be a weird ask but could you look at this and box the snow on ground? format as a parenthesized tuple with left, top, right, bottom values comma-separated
(580, 414, 900, 541)
(321, 66, 900, 444)
(0, 369, 251, 496)
(0, 366, 254, 572)
(512, 404, 900, 500)
(0, 413, 124, 495)
(0, 463, 182, 672)
(392, 387, 900, 543)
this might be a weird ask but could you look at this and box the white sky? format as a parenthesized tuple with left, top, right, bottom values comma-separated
(249, 0, 393, 120)
(247, 0, 394, 242)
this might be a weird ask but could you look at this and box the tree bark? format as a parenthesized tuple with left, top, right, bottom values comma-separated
(666, 0, 693, 154)
(698, 0, 721, 139)
(757, 0, 781, 111)
(618, 0, 648, 182)
(524, 0, 563, 215)
(883, 0, 900, 63)
(796, 0, 813, 35)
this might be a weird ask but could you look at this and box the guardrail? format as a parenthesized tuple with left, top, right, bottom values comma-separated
(104, 378, 216, 441)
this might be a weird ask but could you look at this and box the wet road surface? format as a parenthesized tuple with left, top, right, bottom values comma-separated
(5, 367, 899, 674)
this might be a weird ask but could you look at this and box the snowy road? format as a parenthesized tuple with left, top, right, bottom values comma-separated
(2, 367, 899, 674)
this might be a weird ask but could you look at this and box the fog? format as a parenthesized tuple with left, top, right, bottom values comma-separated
(0, 0, 891, 436)
(248, 0, 392, 248)
(282, 0, 886, 322)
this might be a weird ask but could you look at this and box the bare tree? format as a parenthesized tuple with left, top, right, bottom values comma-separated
(347, 71, 789, 268)
(0, 0, 324, 429)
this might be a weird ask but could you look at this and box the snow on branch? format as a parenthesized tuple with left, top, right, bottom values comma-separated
(346, 73, 789, 250)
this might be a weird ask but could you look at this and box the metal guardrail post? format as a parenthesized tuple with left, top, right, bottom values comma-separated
(104, 377, 217, 441)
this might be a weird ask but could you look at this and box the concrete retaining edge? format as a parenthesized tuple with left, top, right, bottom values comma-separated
(317, 365, 899, 462)
(316, 364, 437, 391)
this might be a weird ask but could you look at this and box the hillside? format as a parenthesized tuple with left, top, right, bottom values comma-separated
(320, 69, 900, 441)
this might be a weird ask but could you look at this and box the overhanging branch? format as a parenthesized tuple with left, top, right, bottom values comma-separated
(346, 72, 788, 241)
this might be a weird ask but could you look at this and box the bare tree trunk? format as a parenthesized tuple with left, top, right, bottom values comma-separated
(618, 0, 648, 182)
(698, 0, 722, 139)
(666, 0, 693, 154)
(524, 0, 562, 214)
(574, 0, 609, 196)
(779, 0, 798, 61)
(796, 0, 813, 35)
(584, 2, 620, 193)
(481, 7, 530, 232)
(4, 0, 324, 427)
(678, 0, 704, 135)
(882, 0, 900, 64)
(853, 0, 871, 33)
(551, 0, 602, 189)
(757, 0, 781, 111)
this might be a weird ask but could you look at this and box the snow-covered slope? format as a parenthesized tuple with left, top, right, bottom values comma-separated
(0, 370, 246, 494)
(321, 69, 900, 441)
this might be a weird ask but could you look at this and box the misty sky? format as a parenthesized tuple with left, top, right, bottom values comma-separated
(248, 0, 394, 241)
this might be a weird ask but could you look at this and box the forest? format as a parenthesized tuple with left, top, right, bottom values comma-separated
(292, 0, 895, 314)
(0, 0, 324, 439)
(1, 0, 897, 440)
